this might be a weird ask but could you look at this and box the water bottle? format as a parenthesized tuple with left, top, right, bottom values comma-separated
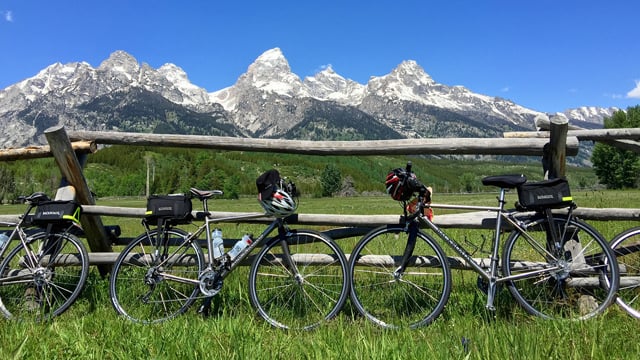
(228, 234, 252, 260)
(0, 233, 9, 250)
(212, 228, 224, 259)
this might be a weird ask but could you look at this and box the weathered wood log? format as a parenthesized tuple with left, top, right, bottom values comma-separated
(548, 115, 569, 178)
(534, 114, 585, 131)
(0, 141, 97, 161)
(2, 205, 639, 231)
(504, 127, 640, 140)
(599, 139, 640, 153)
(67, 130, 578, 156)
(504, 127, 640, 153)
(44, 126, 112, 256)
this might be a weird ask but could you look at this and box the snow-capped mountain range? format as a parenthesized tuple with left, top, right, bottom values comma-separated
(0, 48, 616, 148)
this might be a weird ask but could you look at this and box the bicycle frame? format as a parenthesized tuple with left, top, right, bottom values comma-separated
(141, 207, 298, 289)
(406, 187, 574, 311)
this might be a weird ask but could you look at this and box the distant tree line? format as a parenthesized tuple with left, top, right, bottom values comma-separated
(0, 143, 605, 203)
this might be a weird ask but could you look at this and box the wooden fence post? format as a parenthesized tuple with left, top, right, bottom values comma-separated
(44, 126, 113, 258)
(548, 115, 569, 178)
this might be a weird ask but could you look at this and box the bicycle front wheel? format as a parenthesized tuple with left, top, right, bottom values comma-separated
(349, 225, 451, 329)
(502, 215, 619, 320)
(248, 230, 349, 330)
(610, 226, 640, 318)
(109, 228, 205, 323)
(0, 231, 89, 321)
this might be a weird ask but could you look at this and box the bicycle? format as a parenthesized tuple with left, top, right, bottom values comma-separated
(348, 162, 619, 329)
(610, 226, 640, 318)
(109, 171, 350, 330)
(0, 192, 89, 321)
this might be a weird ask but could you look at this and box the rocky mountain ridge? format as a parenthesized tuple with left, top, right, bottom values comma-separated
(0, 48, 616, 148)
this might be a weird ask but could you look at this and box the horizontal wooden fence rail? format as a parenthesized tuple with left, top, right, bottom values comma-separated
(0, 141, 97, 161)
(503, 127, 640, 141)
(503, 127, 640, 153)
(67, 130, 580, 156)
(2, 203, 639, 232)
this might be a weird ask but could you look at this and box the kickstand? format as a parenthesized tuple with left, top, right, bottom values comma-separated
(198, 296, 214, 317)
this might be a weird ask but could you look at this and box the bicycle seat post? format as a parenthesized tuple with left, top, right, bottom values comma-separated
(485, 186, 509, 312)
(201, 197, 209, 214)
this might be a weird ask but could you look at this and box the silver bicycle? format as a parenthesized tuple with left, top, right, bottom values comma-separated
(0, 192, 88, 321)
(349, 162, 620, 329)
(610, 226, 640, 318)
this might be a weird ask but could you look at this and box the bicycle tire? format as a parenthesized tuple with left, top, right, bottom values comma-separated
(610, 226, 640, 318)
(248, 229, 349, 330)
(348, 224, 452, 329)
(0, 230, 89, 321)
(109, 228, 205, 323)
(502, 214, 619, 320)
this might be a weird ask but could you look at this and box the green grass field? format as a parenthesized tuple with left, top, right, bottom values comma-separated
(1, 191, 639, 359)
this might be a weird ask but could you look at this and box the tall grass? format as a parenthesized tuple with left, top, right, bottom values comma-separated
(1, 191, 639, 359)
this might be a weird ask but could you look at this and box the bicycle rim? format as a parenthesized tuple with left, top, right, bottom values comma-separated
(610, 226, 640, 318)
(349, 225, 451, 329)
(249, 230, 349, 330)
(0, 231, 89, 321)
(109, 228, 204, 323)
(502, 215, 619, 320)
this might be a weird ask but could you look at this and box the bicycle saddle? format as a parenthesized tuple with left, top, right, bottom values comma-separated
(481, 174, 527, 189)
(189, 188, 223, 200)
(24, 192, 50, 204)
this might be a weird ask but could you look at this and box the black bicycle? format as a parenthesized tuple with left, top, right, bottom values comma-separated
(109, 173, 350, 330)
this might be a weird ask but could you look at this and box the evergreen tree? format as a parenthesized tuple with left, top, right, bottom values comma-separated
(321, 164, 341, 197)
(591, 106, 640, 189)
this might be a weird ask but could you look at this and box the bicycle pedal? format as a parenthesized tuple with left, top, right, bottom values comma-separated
(197, 303, 211, 317)
(197, 305, 209, 317)
(476, 276, 489, 294)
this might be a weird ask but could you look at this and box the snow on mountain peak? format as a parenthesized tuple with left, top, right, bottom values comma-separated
(98, 50, 140, 72)
(158, 63, 200, 91)
(255, 47, 287, 64)
(233, 48, 309, 99)
(394, 60, 435, 84)
(366, 60, 439, 104)
(303, 65, 365, 105)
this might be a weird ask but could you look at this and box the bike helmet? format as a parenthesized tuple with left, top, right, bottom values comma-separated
(256, 169, 298, 217)
(385, 168, 425, 201)
(385, 168, 411, 201)
(259, 188, 297, 217)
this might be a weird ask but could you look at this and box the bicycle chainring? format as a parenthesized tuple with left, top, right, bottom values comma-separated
(198, 270, 223, 297)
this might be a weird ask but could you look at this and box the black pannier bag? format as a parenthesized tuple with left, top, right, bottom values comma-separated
(517, 177, 573, 210)
(32, 200, 82, 226)
(145, 194, 192, 223)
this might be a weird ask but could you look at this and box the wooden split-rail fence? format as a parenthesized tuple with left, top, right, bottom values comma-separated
(1, 116, 640, 270)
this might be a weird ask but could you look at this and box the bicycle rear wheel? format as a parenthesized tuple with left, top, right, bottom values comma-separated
(248, 230, 349, 330)
(349, 224, 451, 329)
(109, 228, 205, 323)
(610, 226, 640, 318)
(502, 214, 619, 320)
(0, 231, 89, 321)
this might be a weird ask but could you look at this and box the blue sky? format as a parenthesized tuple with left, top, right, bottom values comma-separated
(1, 0, 639, 113)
